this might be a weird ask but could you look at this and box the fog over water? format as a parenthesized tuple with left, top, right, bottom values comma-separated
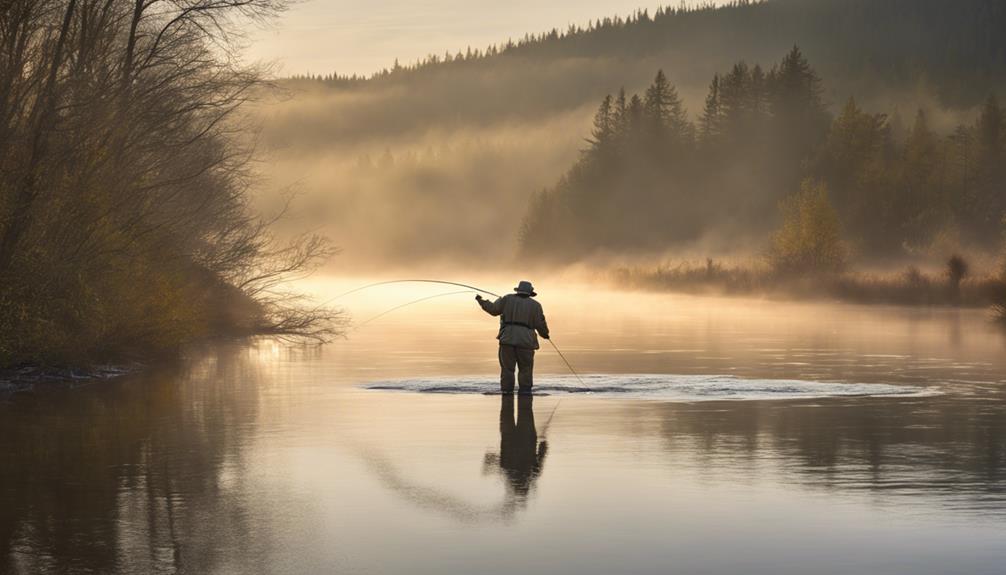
(4, 284, 1006, 574)
(5, 2, 1006, 574)
(248, 16, 988, 269)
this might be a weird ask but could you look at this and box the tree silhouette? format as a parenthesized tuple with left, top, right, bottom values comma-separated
(519, 46, 1006, 262)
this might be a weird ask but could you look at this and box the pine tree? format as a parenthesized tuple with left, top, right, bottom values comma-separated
(613, 88, 629, 140)
(749, 64, 768, 116)
(970, 94, 1006, 241)
(719, 62, 751, 137)
(821, 97, 895, 249)
(699, 75, 722, 141)
(766, 46, 831, 197)
(897, 109, 943, 244)
(769, 46, 824, 115)
(627, 94, 644, 133)
(643, 70, 688, 140)
(975, 94, 1004, 163)
(587, 94, 615, 153)
(614, 89, 628, 121)
(768, 46, 829, 147)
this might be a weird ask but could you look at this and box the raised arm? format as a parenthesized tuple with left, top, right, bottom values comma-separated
(476, 295, 504, 316)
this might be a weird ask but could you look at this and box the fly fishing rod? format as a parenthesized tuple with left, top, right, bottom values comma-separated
(324, 279, 501, 306)
(336, 279, 586, 386)
(353, 290, 473, 329)
(338, 278, 586, 435)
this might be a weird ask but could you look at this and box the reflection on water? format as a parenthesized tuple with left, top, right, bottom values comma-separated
(0, 348, 266, 574)
(642, 398, 1006, 517)
(486, 396, 548, 515)
(352, 395, 549, 524)
(2, 288, 1006, 574)
(367, 373, 939, 400)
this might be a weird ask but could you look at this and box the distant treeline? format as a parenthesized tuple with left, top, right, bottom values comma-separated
(0, 0, 339, 366)
(269, 0, 1006, 269)
(290, 0, 1006, 108)
(518, 47, 1006, 262)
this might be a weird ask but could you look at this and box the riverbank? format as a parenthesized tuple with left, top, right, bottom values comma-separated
(0, 364, 138, 398)
(608, 259, 1006, 312)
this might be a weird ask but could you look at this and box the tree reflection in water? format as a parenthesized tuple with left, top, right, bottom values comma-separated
(0, 345, 266, 574)
(3, 344, 1006, 574)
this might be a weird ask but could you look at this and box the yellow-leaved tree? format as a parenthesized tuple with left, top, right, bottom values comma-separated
(769, 180, 848, 274)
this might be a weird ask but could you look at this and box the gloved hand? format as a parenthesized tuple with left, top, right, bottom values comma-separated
(475, 294, 483, 302)
(542, 333, 550, 339)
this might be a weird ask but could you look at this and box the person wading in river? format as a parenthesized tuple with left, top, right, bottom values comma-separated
(476, 281, 550, 395)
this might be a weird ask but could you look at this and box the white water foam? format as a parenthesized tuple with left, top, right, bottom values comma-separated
(364, 374, 938, 402)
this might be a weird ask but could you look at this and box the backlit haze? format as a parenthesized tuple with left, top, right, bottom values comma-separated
(247, 1, 677, 76)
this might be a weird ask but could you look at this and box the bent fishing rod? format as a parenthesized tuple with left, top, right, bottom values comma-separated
(353, 290, 473, 329)
(341, 279, 583, 438)
(335, 279, 587, 388)
(324, 279, 502, 306)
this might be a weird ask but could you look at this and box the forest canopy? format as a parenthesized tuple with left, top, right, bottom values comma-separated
(519, 47, 1006, 263)
(264, 0, 1006, 267)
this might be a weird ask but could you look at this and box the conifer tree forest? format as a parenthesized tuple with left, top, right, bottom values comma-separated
(519, 47, 1006, 263)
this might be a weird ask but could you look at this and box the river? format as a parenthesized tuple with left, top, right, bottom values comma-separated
(2, 281, 1005, 574)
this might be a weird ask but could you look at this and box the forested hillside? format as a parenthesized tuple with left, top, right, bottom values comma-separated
(287, 0, 1006, 137)
(261, 0, 1006, 266)
(519, 48, 1006, 261)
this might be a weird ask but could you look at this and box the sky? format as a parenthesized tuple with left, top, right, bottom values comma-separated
(245, 1, 684, 77)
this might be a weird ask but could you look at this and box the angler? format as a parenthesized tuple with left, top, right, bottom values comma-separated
(476, 280, 550, 395)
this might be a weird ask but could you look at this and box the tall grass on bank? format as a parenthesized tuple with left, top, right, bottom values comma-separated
(994, 264, 1006, 322)
(993, 299, 1006, 322)
(612, 258, 1006, 309)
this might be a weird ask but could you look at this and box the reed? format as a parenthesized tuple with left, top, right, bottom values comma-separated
(613, 259, 1006, 309)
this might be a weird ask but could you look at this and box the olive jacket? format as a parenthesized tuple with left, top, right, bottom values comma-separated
(478, 294, 550, 350)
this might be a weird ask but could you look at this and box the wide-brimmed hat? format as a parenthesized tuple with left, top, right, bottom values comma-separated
(514, 280, 536, 296)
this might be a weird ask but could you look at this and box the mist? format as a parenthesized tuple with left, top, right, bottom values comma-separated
(241, 1, 1006, 274)
(6, 3, 1006, 574)
(252, 89, 589, 268)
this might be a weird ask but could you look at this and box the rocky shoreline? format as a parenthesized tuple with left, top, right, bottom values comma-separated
(0, 364, 138, 398)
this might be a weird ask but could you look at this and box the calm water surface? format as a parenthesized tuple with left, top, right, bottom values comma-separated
(3, 284, 1006, 574)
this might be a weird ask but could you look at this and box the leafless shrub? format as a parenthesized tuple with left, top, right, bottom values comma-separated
(0, 0, 340, 365)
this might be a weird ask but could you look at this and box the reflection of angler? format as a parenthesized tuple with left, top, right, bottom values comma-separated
(353, 394, 551, 523)
(484, 395, 548, 504)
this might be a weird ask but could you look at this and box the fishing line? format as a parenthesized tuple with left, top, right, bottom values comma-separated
(540, 396, 562, 438)
(336, 278, 582, 377)
(537, 338, 584, 439)
(323, 279, 501, 306)
(333, 278, 587, 431)
(353, 290, 474, 329)
(545, 339, 585, 388)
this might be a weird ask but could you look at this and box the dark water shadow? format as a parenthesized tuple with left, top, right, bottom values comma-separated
(0, 345, 268, 574)
(355, 395, 550, 524)
(486, 395, 548, 512)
